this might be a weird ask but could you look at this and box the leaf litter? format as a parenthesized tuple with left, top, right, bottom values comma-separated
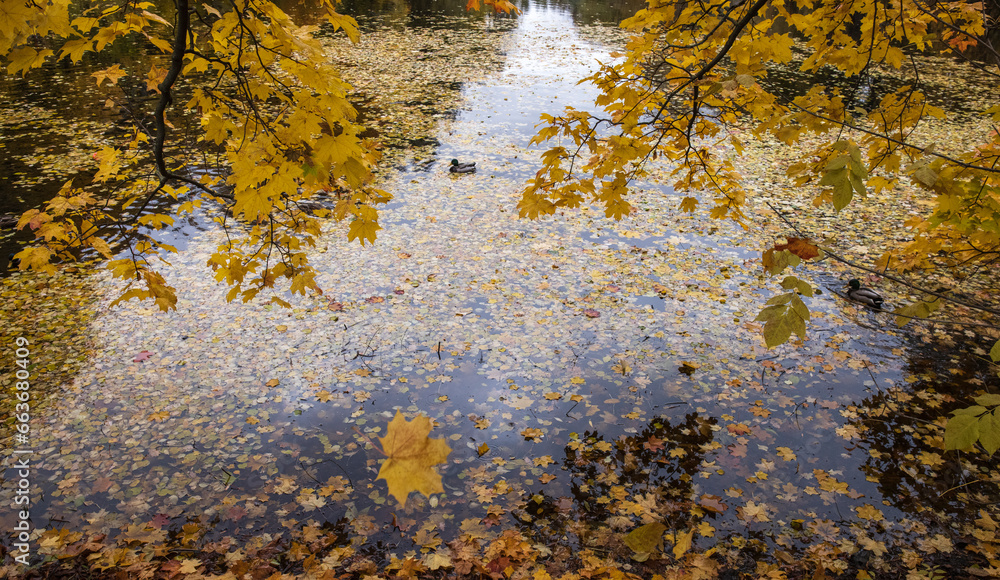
(1, 4, 999, 579)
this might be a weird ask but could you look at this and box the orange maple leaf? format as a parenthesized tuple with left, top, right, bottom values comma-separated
(726, 422, 751, 435)
(772, 237, 820, 260)
(376, 411, 452, 507)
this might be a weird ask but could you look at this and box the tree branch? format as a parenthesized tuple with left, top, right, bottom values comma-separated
(154, 0, 190, 181)
(765, 202, 1000, 319)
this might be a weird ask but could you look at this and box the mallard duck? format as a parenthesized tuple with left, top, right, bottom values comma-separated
(449, 159, 476, 174)
(847, 279, 884, 309)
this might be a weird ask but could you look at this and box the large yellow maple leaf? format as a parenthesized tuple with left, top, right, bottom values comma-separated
(376, 411, 451, 507)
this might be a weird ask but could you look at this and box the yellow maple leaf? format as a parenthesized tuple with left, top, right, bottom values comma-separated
(918, 451, 944, 467)
(521, 427, 544, 441)
(13, 246, 56, 274)
(776, 447, 797, 461)
(347, 216, 381, 246)
(424, 551, 452, 571)
(92, 64, 127, 87)
(376, 411, 451, 507)
(738, 500, 772, 523)
(697, 521, 716, 538)
(7, 47, 54, 75)
(855, 504, 884, 521)
(814, 469, 850, 494)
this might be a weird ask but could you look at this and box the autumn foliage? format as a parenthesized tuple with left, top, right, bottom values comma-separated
(522, 0, 999, 347)
(5, 0, 391, 311)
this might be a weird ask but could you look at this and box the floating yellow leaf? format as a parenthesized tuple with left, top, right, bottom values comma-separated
(776, 447, 796, 461)
(521, 427, 543, 441)
(671, 528, 694, 559)
(624, 522, 666, 554)
(855, 504, 884, 521)
(376, 411, 452, 507)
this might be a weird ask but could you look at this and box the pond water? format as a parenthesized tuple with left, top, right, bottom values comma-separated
(2, 0, 998, 576)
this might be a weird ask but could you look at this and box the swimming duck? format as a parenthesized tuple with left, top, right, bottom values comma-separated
(847, 279, 884, 308)
(449, 159, 476, 174)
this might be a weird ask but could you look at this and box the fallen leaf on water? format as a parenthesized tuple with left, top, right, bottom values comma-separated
(699, 494, 727, 513)
(672, 528, 694, 559)
(521, 427, 543, 441)
(679, 361, 700, 376)
(376, 411, 452, 507)
(776, 447, 797, 461)
(727, 423, 751, 435)
(624, 522, 666, 553)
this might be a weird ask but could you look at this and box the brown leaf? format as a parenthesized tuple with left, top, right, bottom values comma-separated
(773, 237, 820, 260)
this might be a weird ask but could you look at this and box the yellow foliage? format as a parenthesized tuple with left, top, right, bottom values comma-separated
(520, 0, 998, 354)
(2, 0, 394, 309)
